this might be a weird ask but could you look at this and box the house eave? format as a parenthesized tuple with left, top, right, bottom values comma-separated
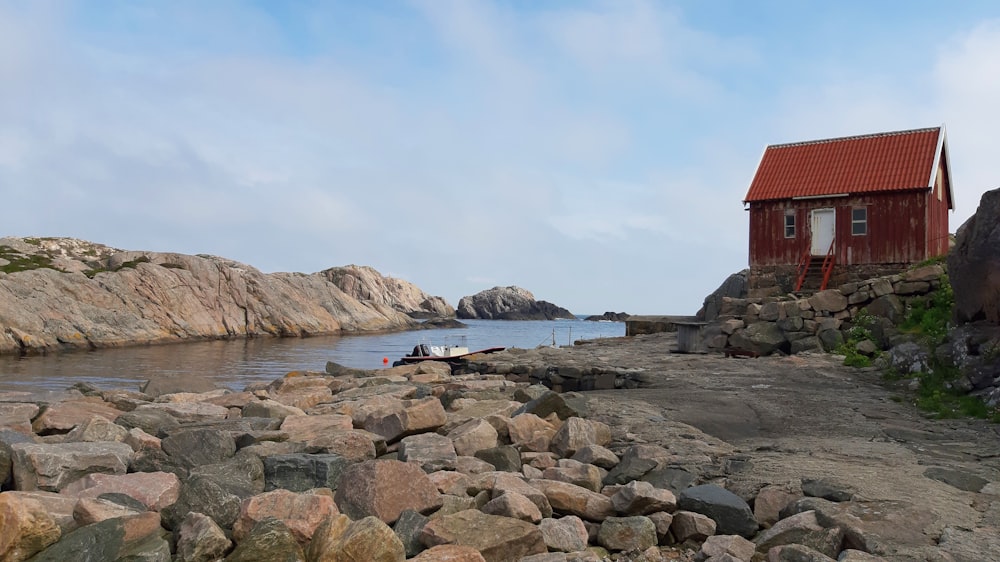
(791, 193, 850, 201)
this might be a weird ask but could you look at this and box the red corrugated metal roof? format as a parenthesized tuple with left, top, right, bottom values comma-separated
(744, 127, 942, 202)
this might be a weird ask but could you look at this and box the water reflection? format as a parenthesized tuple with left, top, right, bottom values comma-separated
(0, 336, 340, 393)
(0, 319, 625, 393)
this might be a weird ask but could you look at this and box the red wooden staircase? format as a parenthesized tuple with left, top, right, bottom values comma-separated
(794, 241, 836, 292)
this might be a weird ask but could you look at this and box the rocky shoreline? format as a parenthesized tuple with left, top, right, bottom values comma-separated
(2, 333, 997, 561)
(0, 238, 589, 357)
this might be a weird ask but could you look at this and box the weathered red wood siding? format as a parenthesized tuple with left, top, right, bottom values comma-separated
(748, 189, 946, 267)
(925, 156, 952, 257)
(838, 191, 925, 265)
(747, 201, 808, 266)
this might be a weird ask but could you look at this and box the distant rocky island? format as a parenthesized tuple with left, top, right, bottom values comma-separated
(584, 312, 630, 322)
(456, 287, 576, 321)
(0, 238, 587, 356)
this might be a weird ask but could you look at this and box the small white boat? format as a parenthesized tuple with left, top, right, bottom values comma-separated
(398, 344, 506, 364)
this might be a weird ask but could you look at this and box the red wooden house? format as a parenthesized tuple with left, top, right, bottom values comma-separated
(743, 126, 954, 297)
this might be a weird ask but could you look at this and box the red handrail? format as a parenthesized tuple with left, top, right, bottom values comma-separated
(794, 248, 811, 292)
(819, 239, 836, 290)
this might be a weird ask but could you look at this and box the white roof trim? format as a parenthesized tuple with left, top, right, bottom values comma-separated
(927, 124, 955, 210)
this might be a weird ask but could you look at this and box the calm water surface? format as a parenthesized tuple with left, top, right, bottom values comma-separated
(0, 319, 625, 393)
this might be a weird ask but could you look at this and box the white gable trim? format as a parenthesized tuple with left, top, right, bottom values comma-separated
(926, 124, 955, 210)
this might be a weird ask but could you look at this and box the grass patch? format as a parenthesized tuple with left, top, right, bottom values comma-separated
(0, 245, 62, 274)
(912, 365, 1000, 421)
(914, 255, 947, 268)
(842, 352, 872, 368)
(898, 274, 953, 347)
(883, 359, 999, 421)
(84, 256, 152, 278)
(117, 256, 151, 269)
(837, 308, 879, 368)
(885, 273, 997, 421)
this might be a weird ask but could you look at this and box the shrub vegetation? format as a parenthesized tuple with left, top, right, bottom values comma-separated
(882, 273, 999, 422)
(0, 245, 62, 274)
(837, 308, 878, 368)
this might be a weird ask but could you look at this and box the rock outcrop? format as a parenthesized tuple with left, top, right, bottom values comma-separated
(584, 312, 630, 322)
(941, 189, 1000, 404)
(323, 265, 455, 319)
(456, 287, 575, 320)
(0, 237, 418, 355)
(948, 187, 1000, 324)
(697, 269, 749, 322)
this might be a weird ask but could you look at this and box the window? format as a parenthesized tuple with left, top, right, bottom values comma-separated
(852, 207, 867, 235)
(784, 210, 795, 238)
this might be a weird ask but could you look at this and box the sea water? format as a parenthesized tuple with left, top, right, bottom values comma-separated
(0, 318, 625, 393)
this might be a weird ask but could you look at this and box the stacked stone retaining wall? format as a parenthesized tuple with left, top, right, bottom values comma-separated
(706, 264, 947, 356)
(748, 263, 914, 299)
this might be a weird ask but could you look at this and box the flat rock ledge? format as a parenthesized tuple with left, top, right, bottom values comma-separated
(462, 341, 652, 392)
(0, 352, 996, 562)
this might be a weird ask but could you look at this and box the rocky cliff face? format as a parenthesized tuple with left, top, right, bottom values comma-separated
(322, 265, 455, 318)
(456, 286, 575, 320)
(945, 188, 1000, 408)
(0, 237, 417, 355)
(949, 187, 1000, 324)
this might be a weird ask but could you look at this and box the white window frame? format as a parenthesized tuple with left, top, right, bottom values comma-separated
(784, 210, 795, 238)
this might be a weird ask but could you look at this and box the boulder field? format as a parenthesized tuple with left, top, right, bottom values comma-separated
(4, 346, 995, 562)
(0, 237, 452, 356)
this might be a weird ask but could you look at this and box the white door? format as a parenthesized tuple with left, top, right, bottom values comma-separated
(810, 209, 835, 255)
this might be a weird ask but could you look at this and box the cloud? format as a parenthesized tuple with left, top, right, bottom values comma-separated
(933, 19, 1000, 222)
(0, 0, 756, 314)
(538, 0, 755, 101)
(6, 2, 996, 315)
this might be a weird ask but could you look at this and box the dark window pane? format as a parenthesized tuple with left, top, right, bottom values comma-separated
(851, 208, 867, 235)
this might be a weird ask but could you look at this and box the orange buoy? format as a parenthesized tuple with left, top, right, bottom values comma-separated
(383, 357, 389, 364)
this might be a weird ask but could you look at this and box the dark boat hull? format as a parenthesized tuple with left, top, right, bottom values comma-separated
(398, 346, 506, 364)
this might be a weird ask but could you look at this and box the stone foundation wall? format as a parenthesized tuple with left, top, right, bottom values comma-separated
(747, 265, 799, 298)
(710, 263, 946, 356)
(748, 263, 913, 299)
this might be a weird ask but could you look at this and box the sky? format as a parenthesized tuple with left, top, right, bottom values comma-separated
(3, 1, 1000, 315)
